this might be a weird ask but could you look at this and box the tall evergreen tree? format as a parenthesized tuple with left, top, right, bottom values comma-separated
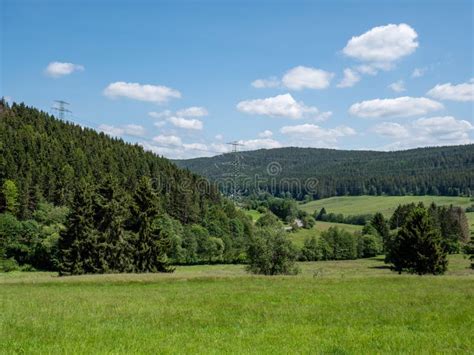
(58, 182, 98, 275)
(386, 207, 447, 275)
(129, 177, 173, 273)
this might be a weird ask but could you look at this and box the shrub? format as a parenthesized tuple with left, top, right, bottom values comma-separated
(0, 257, 19, 272)
(299, 236, 321, 261)
(247, 227, 299, 275)
(356, 234, 382, 258)
(320, 227, 357, 260)
(255, 212, 282, 228)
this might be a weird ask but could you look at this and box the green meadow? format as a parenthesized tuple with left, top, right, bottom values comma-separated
(289, 221, 363, 247)
(2, 255, 473, 354)
(299, 195, 472, 217)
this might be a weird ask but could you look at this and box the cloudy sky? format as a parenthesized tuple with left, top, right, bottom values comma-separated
(2, 0, 473, 158)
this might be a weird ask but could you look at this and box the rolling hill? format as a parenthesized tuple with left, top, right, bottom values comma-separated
(175, 145, 474, 200)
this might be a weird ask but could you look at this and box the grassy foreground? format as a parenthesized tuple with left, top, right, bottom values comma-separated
(1, 256, 473, 354)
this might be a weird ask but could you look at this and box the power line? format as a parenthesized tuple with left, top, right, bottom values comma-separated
(51, 100, 71, 120)
(226, 141, 245, 199)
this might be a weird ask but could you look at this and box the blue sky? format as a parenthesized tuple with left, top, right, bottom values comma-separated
(2, 0, 473, 158)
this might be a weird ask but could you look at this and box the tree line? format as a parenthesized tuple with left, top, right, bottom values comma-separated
(175, 145, 474, 200)
(0, 102, 253, 274)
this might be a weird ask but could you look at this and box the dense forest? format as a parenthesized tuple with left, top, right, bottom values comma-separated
(0, 102, 253, 274)
(175, 145, 474, 200)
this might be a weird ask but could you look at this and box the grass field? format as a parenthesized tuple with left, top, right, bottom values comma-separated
(299, 195, 472, 217)
(243, 209, 263, 222)
(289, 221, 363, 247)
(2, 255, 473, 354)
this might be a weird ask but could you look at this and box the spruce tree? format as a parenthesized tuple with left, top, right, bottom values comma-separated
(386, 207, 447, 275)
(130, 177, 173, 273)
(58, 182, 98, 275)
(94, 177, 132, 273)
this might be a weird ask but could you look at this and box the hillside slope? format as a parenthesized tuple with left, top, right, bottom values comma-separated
(175, 145, 474, 199)
(0, 102, 225, 223)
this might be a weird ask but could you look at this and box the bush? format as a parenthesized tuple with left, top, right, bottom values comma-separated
(0, 257, 19, 272)
(385, 207, 447, 275)
(255, 212, 282, 228)
(247, 227, 299, 275)
(299, 236, 321, 261)
(320, 227, 357, 260)
(356, 234, 382, 258)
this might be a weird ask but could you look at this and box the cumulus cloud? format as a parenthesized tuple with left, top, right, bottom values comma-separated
(236, 93, 329, 120)
(44, 62, 84, 78)
(337, 68, 361, 88)
(258, 130, 273, 138)
(153, 121, 167, 128)
(152, 134, 182, 146)
(176, 106, 208, 117)
(375, 116, 473, 149)
(426, 80, 474, 102)
(280, 124, 356, 147)
(251, 77, 280, 89)
(349, 97, 443, 118)
(252, 66, 333, 90)
(168, 116, 203, 130)
(411, 67, 426, 78)
(98, 124, 145, 137)
(238, 138, 282, 150)
(371, 122, 409, 138)
(282, 66, 334, 90)
(148, 110, 171, 119)
(343, 23, 418, 68)
(104, 82, 181, 104)
(388, 80, 406, 93)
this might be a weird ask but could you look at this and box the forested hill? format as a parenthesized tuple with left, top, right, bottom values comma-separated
(174, 145, 474, 200)
(0, 102, 231, 224)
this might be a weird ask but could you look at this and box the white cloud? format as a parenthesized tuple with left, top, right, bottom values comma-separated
(45, 61, 84, 78)
(152, 134, 182, 146)
(411, 67, 426, 78)
(388, 80, 406, 93)
(356, 65, 379, 75)
(98, 124, 124, 137)
(280, 124, 356, 147)
(182, 143, 208, 151)
(258, 130, 273, 138)
(215, 134, 224, 140)
(154, 121, 167, 128)
(237, 93, 324, 120)
(176, 106, 208, 117)
(426, 80, 474, 102)
(98, 124, 145, 137)
(413, 116, 473, 141)
(104, 82, 181, 104)
(251, 77, 280, 88)
(123, 124, 146, 137)
(343, 23, 418, 67)
(168, 116, 203, 130)
(349, 97, 443, 118)
(148, 110, 171, 118)
(238, 138, 282, 150)
(337, 68, 361, 88)
(374, 116, 473, 149)
(371, 122, 409, 138)
(282, 66, 334, 90)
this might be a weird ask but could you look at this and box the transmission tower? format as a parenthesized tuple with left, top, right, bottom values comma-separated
(226, 141, 244, 199)
(52, 100, 71, 120)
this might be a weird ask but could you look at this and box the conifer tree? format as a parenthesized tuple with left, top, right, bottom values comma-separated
(58, 182, 98, 275)
(130, 177, 173, 272)
(386, 207, 447, 275)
